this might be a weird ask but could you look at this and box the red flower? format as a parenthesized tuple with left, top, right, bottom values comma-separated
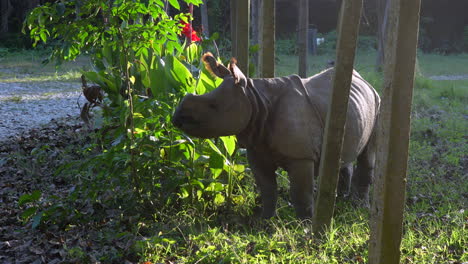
(180, 22, 201, 42)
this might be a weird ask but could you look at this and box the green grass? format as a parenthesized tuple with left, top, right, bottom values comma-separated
(0, 49, 89, 81)
(418, 52, 468, 76)
(275, 50, 468, 78)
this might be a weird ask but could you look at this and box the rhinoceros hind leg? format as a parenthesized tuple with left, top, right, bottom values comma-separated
(247, 149, 278, 218)
(350, 139, 375, 208)
(337, 164, 353, 197)
(285, 160, 315, 219)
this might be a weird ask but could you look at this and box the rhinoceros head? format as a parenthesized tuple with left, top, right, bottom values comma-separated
(172, 53, 252, 138)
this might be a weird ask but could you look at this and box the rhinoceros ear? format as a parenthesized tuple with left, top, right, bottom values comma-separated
(228, 58, 247, 86)
(201, 52, 231, 78)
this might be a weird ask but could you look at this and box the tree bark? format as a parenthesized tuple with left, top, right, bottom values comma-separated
(312, 0, 363, 237)
(251, 0, 260, 75)
(200, 0, 209, 36)
(230, 0, 238, 58)
(0, 0, 13, 33)
(375, 0, 390, 72)
(236, 0, 250, 76)
(297, 0, 309, 77)
(259, 0, 275, 78)
(369, 0, 421, 262)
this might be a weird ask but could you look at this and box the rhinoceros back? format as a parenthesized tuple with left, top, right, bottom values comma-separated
(302, 68, 380, 164)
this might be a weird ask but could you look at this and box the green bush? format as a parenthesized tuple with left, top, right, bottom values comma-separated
(23, 0, 251, 228)
(276, 38, 297, 55)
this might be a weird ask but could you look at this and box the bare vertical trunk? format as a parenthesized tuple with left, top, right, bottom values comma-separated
(259, 0, 275, 78)
(231, 0, 238, 58)
(200, 0, 209, 36)
(1, 0, 13, 33)
(375, 0, 389, 72)
(251, 0, 260, 75)
(187, 4, 194, 44)
(236, 0, 250, 76)
(297, 0, 309, 77)
(369, 0, 421, 262)
(312, 0, 363, 237)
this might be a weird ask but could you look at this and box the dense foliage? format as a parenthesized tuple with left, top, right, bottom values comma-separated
(22, 0, 252, 231)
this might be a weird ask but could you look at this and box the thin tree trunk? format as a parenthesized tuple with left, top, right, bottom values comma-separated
(375, 0, 389, 72)
(231, 0, 238, 58)
(259, 0, 275, 78)
(251, 0, 260, 75)
(187, 4, 194, 44)
(236, 0, 250, 75)
(298, 0, 309, 77)
(312, 0, 363, 237)
(369, 0, 421, 262)
(0, 0, 13, 33)
(200, 0, 209, 36)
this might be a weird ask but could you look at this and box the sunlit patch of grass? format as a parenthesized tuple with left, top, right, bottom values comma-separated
(418, 53, 468, 76)
(2, 96, 23, 102)
(0, 49, 89, 81)
(1, 71, 82, 82)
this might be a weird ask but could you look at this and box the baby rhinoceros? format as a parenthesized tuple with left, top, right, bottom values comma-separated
(172, 52, 380, 219)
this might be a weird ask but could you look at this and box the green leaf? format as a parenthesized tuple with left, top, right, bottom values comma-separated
(184, 43, 200, 64)
(179, 187, 189, 198)
(40, 31, 47, 43)
(214, 193, 225, 205)
(206, 139, 226, 159)
(21, 207, 38, 221)
(209, 151, 224, 169)
(149, 57, 169, 98)
(220, 136, 236, 156)
(32, 212, 44, 229)
(168, 0, 180, 10)
(196, 64, 222, 94)
(18, 190, 41, 206)
(165, 55, 195, 93)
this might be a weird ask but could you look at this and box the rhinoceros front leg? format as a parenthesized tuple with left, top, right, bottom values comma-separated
(247, 149, 278, 218)
(285, 160, 315, 219)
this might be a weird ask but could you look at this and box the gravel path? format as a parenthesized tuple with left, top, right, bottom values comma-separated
(428, 74, 468, 81)
(0, 81, 85, 142)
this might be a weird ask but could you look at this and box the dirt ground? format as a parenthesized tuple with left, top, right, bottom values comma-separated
(0, 80, 85, 142)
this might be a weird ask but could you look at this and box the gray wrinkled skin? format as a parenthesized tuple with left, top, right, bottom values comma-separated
(173, 54, 380, 219)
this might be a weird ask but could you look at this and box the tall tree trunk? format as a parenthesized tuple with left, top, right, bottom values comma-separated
(369, 0, 421, 262)
(0, 0, 13, 33)
(187, 4, 194, 44)
(375, 0, 389, 72)
(236, 0, 250, 75)
(259, 0, 275, 78)
(297, 0, 309, 77)
(251, 0, 260, 75)
(200, 0, 209, 36)
(312, 0, 363, 236)
(230, 0, 238, 58)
